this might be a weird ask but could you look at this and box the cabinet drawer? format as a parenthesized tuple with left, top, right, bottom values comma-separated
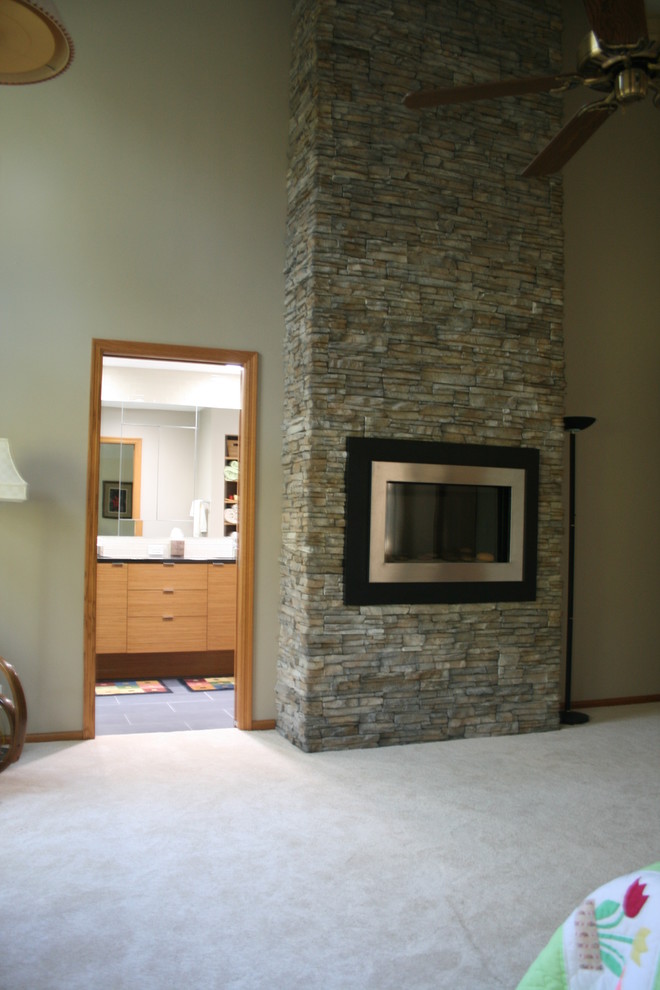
(96, 563, 127, 653)
(127, 616, 208, 653)
(207, 563, 237, 651)
(128, 563, 208, 592)
(128, 589, 207, 617)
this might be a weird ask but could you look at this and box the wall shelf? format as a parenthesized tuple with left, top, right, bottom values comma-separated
(224, 435, 238, 537)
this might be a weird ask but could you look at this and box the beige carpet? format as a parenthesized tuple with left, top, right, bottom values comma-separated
(2, 704, 659, 989)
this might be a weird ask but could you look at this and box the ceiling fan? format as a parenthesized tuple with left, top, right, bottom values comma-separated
(403, 0, 659, 176)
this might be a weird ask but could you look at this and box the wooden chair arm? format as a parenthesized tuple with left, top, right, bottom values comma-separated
(0, 657, 27, 772)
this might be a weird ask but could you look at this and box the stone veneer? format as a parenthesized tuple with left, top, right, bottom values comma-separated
(278, 0, 566, 750)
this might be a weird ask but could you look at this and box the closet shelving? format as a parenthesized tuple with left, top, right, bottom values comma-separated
(224, 435, 238, 537)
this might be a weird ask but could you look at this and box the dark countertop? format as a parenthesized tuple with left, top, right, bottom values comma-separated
(97, 557, 236, 565)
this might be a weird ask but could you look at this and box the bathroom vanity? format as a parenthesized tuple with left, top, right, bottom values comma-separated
(96, 559, 237, 680)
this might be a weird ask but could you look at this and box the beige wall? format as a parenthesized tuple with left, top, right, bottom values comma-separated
(562, 2, 660, 700)
(0, 0, 290, 732)
(2, 1, 657, 737)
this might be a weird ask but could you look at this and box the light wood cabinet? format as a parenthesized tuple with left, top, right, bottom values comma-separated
(96, 561, 237, 657)
(207, 562, 237, 651)
(127, 563, 208, 653)
(96, 563, 127, 653)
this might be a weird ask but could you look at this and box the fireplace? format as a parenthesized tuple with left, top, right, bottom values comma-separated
(344, 438, 539, 605)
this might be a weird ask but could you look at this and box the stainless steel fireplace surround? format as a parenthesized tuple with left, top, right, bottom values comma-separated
(344, 438, 539, 605)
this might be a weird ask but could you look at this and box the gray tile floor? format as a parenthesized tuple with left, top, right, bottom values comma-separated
(95, 678, 235, 735)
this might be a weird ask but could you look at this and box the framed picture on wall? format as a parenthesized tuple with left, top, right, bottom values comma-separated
(102, 481, 133, 519)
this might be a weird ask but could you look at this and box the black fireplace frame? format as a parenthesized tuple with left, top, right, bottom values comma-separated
(343, 437, 539, 605)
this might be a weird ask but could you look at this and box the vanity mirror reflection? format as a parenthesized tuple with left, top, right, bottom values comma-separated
(98, 357, 241, 555)
(99, 437, 142, 536)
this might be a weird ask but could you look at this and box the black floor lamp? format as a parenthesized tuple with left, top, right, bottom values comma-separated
(560, 416, 596, 725)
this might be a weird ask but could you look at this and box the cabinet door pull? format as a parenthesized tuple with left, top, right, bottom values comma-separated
(162, 615, 174, 621)
(163, 562, 175, 568)
(162, 587, 175, 594)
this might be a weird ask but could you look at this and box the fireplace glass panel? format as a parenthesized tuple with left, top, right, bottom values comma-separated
(343, 437, 539, 604)
(384, 482, 511, 564)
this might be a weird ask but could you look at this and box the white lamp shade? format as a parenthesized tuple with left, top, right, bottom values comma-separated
(0, 438, 28, 500)
(0, 0, 74, 84)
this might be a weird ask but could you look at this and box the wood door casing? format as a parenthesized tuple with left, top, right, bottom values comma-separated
(84, 340, 257, 737)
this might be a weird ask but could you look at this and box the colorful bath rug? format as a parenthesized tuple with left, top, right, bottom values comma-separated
(95, 680, 172, 696)
(179, 677, 234, 692)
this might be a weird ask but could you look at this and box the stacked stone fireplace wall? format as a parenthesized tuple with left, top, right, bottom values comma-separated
(278, 0, 566, 750)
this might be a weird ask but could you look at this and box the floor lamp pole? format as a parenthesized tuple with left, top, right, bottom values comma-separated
(560, 416, 596, 726)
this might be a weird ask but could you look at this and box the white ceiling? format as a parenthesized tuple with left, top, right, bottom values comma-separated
(102, 358, 242, 411)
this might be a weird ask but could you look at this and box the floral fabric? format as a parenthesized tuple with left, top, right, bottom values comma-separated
(518, 864, 660, 990)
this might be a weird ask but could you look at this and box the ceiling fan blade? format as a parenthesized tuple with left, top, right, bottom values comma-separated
(522, 101, 617, 177)
(403, 73, 577, 110)
(582, 0, 649, 46)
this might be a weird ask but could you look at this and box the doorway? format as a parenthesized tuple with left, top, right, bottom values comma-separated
(83, 339, 258, 738)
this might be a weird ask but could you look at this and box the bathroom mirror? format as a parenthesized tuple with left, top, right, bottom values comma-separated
(99, 357, 241, 542)
(98, 437, 142, 536)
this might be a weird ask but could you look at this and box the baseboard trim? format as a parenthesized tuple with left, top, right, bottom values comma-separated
(571, 694, 660, 709)
(26, 731, 85, 744)
(24, 699, 657, 742)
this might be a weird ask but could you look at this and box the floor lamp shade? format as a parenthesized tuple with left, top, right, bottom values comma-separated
(0, 0, 74, 84)
(0, 439, 28, 501)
